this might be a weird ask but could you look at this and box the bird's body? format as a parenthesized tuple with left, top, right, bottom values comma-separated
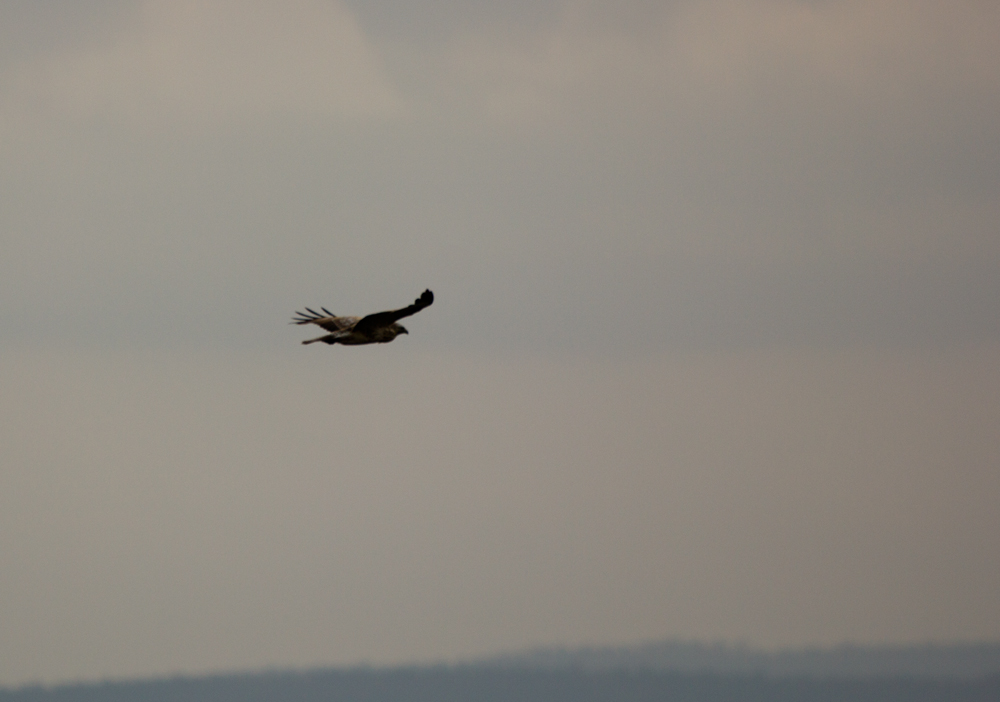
(292, 289, 433, 346)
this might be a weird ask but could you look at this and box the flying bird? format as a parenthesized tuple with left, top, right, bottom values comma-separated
(292, 289, 434, 346)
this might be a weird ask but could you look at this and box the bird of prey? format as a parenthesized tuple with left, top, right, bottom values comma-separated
(292, 289, 434, 346)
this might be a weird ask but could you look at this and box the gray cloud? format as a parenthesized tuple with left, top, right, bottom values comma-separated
(3, 0, 998, 354)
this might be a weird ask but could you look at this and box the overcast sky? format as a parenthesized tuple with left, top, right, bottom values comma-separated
(1, 0, 999, 687)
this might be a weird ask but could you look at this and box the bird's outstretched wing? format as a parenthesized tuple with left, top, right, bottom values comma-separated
(290, 307, 357, 333)
(352, 289, 434, 335)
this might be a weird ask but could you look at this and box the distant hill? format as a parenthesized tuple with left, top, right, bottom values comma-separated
(3, 667, 1000, 702)
(479, 640, 1000, 679)
(4, 642, 1000, 702)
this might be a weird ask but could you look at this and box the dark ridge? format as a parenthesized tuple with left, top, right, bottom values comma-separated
(480, 641, 1000, 679)
(3, 668, 1000, 702)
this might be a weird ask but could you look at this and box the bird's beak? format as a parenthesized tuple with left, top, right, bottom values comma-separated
(400, 327, 409, 334)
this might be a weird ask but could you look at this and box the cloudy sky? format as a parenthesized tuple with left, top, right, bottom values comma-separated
(2, 0, 999, 687)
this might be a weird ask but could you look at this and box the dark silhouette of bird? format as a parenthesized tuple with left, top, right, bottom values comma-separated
(292, 289, 433, 346)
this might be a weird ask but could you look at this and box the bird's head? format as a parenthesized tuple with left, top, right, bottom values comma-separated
(398, 325, 409, 335)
